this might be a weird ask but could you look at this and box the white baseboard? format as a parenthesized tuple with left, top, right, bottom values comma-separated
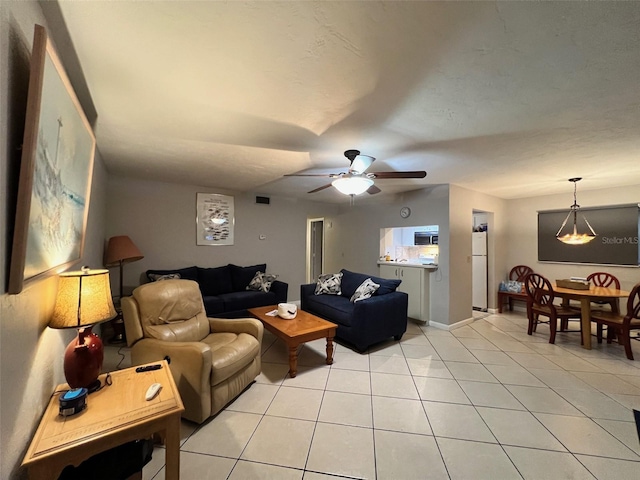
(428, 317, 475, 331)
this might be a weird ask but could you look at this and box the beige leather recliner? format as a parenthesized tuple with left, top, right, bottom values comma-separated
(122, 279, 263, 424)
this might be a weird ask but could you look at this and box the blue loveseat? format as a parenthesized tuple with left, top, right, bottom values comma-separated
(301, 269, 408, 352)
(146, 264, 288, 318)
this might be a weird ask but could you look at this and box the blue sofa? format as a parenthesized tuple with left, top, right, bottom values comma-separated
(146, 264, 288, 318)
(301, 269, 408, 352)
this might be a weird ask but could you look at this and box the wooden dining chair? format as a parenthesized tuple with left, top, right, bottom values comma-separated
(587, 272, 621, 342)
(498, 265, 533, 313)
(525, 273, 582, 344)
(590, 282, 640, 360)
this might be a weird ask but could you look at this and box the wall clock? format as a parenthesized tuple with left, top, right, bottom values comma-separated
(400, 207, 411, 218)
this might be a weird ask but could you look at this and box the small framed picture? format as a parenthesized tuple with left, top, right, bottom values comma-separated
(196, 193, 234, 246)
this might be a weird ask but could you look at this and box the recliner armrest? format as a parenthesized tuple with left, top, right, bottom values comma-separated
(300, 283, 316, 310)
(208, 318, 263, 343)
(351, 291, 409, 328)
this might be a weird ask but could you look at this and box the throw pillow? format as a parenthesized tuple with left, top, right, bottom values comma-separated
(246, 271, 278, 293)
(229, 263, 267, 291)
(149, 273, 181, 282)
(315, 272, 343, 295)
(350, 278, 380, 303)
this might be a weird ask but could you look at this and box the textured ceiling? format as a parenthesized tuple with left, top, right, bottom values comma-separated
(56, 1, 640, 203)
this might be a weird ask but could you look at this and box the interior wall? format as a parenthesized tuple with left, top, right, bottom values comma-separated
(448, 185, 508, 323)
(0, 4, 108, 478)
(321, 185, 453, 324)
(105, 175, 338, 298)
(505, 184, 640, 291)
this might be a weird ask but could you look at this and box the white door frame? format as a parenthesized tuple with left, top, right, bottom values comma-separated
(306, 217, 325, 283)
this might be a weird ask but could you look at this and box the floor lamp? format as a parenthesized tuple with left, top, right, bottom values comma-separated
(49, 267, 116, 392)
(104, 235, 144, 342)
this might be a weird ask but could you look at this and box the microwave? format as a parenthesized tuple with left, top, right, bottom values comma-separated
(414, 232, 438, 245)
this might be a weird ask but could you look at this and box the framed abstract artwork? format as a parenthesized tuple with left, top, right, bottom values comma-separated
(8, 25, 96, 294)
(196, 193, 234, 246)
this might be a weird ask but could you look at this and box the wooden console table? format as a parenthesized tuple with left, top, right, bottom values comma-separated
(22, 360, 184, 479)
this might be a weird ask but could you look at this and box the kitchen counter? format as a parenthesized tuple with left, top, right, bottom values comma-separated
(377, 261, 438, 270)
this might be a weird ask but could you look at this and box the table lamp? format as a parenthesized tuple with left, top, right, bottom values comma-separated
(104, 235, 144, 342)
(49, 267, 116, 392)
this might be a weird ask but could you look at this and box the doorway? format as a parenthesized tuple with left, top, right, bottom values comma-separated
(307, 218, 324, 283)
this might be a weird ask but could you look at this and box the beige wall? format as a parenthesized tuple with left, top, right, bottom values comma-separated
(106, 175, 338, 295)
(0, 3, 108, 478)
(505, 185, 640, 291)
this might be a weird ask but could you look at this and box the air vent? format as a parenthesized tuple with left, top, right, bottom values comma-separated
(255, 196, 270, 205)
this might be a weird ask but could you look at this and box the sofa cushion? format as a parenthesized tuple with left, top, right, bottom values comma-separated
(148, 273, 181, 281)
(229, 264, 266, 291)
(247, 271, 278, 293)
(304, 294, 355, 327)
(350, 278, 380, 303)
(315, 272, 343, 295)
(146, 266, 198, 283)
(340, 269, 400, 297)
(218, 290, 277, 312)
(202, 295, 225, 315)
(198, 265, 233, 296)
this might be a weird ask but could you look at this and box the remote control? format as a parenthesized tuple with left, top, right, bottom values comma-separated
(145, 383, 162, 401)
(136, 364, 162, 373)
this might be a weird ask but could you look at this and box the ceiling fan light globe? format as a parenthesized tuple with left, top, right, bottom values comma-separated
(332, 177, 374, 195)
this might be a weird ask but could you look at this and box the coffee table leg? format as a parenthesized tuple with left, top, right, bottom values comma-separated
(326, 336, 334, 365)
(288, 345, 298, 378)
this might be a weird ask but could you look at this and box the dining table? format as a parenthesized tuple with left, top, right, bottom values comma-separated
(552, 284, 630, 349)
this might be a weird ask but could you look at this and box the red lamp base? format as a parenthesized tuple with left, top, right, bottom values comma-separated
(63, 326, 104, 392)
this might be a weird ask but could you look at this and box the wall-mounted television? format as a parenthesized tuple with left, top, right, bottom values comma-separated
(538, 204, 640, 266)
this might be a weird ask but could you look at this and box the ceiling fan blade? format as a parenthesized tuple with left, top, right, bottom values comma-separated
(308, 183, 333, 194)
(284, 173, 336, 177)
(370, 171, 427, 179)
(349, 154, 375, 175)
(367, 185, 382, 195)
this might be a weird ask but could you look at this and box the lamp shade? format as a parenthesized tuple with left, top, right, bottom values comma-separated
(50, 268, 116, 329)
(104, 235, 144, 267)
(332, 176, 374, 195)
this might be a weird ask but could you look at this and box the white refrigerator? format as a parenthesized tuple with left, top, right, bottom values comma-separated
(472, 232, 488, 310)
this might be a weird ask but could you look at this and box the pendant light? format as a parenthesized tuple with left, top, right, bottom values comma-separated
(555, 177, 596, 245)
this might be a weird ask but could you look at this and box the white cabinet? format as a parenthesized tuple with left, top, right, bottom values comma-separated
(379, 264, 430, 321)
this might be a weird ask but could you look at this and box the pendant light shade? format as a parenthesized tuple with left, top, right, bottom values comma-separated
(555, 178, 597, 245)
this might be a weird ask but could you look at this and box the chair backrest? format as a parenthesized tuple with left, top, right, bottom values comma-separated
(524, 273, 555, 307)
(623, 282, 640, 322)
(510, 265, 534, 282)
(587, 272, 620, 289)
(127, 279, 210, 343)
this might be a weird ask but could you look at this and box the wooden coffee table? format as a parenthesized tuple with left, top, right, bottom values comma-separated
(248, 306, 337, 378)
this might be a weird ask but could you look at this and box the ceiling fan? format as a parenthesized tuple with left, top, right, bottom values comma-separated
(284, 150, 427, 196)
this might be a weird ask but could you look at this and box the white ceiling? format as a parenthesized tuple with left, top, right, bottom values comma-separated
(56, 1, 640, 203)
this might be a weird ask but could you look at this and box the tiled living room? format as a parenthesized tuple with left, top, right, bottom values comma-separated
(102, 311, 640, 480)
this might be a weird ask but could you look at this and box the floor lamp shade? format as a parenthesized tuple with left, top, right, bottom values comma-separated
(50, 268, 116, 390)
(104, 235, 143, 268)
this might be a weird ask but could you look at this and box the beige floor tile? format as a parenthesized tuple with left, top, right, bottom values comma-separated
(433, 346, 480, 363)
(282, 365, 329, 390)
(374, 430, 448, 479)
(504, 446, 596, 480)
(458, 337, 500, 350)
(437, 437, 522, 480)
(507, 352, 563, 370)
(458, 380, 526, 410)
(468, 349, 519, 366)
(306, 423, 375, 479)
(477, 407, 566, 450)
(593, 418, 640, 457)
(372, 396, 432, 435)
(571, 371, 640, 396)
(401, 343, 441, 360)
(255, 361, 289, 385)
(329, 351, 370, 371)
(554, 387, 634, 421)
(534, 413, 640, 460)
(326, 368, 371, 395)
(371, 372, 419, 399)
(414, 377, 470, 404)
(266, 386, 324, 421)
(484, 364, 546, 387)
(423, 401, 496, 442)
(406, 357, 453, 378)
(181, 410, 262, 458)
(505, 384, 583, 416)
(369, 354, 411, 374)
(528, 368, 595, 390)
(241, 416, 315, 469)
(576, 455, 640, 480)
(229, 460, 303, 480)
(444, 361, 499, 383)
(318, 390, 373, 427)
(226, 382, 279, 414)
